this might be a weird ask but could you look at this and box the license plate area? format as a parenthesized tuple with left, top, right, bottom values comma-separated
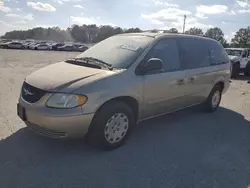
(17, 103, 27, 121)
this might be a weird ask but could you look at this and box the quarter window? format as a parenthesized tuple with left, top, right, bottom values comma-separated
(208, 41, 229, 65)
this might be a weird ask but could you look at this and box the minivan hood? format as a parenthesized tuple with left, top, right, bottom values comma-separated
(26, 62, 115, 92)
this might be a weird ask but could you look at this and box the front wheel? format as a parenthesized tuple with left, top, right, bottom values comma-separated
(204, 85, 222, 112)
(86, 101, 135, 150)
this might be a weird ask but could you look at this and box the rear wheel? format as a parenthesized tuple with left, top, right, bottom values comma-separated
(86, 101, 135, 150)
(231, 62, 240, 78)
(204, 84, 222, 112)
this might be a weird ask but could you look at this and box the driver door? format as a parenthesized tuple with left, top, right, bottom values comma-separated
(141, 38, 192, 119)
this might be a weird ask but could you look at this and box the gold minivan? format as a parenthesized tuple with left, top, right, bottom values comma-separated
(17, 33, 231, 150)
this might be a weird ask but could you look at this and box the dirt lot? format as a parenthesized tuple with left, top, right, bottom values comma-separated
(0, 49, 250, 188)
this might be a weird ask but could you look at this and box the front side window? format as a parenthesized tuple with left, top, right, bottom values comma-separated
(144, 38, 180, 72)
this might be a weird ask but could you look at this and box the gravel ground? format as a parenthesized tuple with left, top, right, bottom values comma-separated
(0, 49, 250, 188)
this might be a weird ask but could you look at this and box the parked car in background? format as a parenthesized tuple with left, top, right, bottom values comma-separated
(17, 33, 230, 150)
(28, 42, 39, 49)
(76, 45, 88, 52)
(57, 45, 76, 51)
(23, 42, 33, 49)
(51, 43, 65, 50)
(225, 48, 250, 77)
(0, 39, 12, 44)
(33, 44, 51, 50)
(0, 41, 11, 48)
(5, 41, 24, 49)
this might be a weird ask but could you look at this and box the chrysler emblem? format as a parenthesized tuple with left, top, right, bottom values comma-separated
(23, 88, 34, 96)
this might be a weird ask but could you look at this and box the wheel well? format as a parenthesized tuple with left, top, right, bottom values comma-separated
(216, 81, 224, 91)
(97, 96, 139, 122)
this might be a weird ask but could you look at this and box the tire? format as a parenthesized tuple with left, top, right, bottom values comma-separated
(244, 62, 250, 76)
(34, 47, 37, 50)
(231, 62, 240, 78)
(204, 84, 222, 112)
(86, 101, 135, 150)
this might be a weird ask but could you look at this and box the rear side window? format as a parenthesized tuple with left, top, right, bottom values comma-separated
(145, 38, 180, 72)
(208, 40, 229, 65)
(177, 38, 210, 70)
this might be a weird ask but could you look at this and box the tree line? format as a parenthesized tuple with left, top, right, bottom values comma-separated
(1, 24, 250, 48)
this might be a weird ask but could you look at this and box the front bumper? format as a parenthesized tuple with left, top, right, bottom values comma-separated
(18, 97, 94, 138)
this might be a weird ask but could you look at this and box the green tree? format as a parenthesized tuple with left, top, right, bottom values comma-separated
(167, 28, 178, 33)
(124, 27, 142, 33)
(205, 27, 224, 41)
(185, 27, 203, 36)
(231, 27, 250, 48)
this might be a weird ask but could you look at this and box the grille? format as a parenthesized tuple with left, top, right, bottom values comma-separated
(26, 122, 66, 138)
(21, 82, 47, 103)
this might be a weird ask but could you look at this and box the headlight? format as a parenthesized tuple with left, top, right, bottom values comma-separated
(46, 93, 87, 108)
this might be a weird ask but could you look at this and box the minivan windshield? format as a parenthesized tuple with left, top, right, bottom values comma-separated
(76, 35, 154, 69)
(225, 49, 242, 57)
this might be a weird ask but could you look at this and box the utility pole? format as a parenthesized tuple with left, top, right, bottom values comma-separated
(183, 15, 186, 34)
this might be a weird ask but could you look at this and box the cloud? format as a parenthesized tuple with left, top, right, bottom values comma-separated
(57, 0, 63, 4)
(61, 0, 82, 2)
(0, 20, 32, 36)
(229, 10, 236, 15)
(238, 9, 250, 13)
(73, 4, 84, 8)
(0, 1, 12, 12)
(14, 20, 28, 25)
(153, 0, 179, 8)
(195, 12, 208, 19)
(141, 7, 212, 32)
(196, 5, 228, 15)
(5, 13, 34, 21)
(236, 0, 250, 8)
(71, 16, 96, 25)
(141, 8, 192, 25)
(70, 16, 116, 26)
(172, 17, 213, 31)
(4, 0, 19, 2)
(27, 2, 56, 12)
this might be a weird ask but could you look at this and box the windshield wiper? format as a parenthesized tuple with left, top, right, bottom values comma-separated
(75, 57, 113, 70)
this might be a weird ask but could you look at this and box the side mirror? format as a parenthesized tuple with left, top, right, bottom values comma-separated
(145, 58, 163, 72)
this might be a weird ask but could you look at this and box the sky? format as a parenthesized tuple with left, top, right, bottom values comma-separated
(0, 0, 250, 41)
